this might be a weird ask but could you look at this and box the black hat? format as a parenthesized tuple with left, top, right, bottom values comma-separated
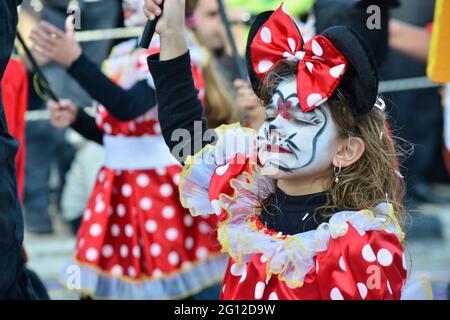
(245, 8, 380, 116)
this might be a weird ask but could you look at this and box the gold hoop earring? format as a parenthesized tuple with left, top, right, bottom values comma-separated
(334, 164, 342, 183)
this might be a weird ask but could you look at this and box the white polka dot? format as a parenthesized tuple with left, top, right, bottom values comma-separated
(120, 245, 129, 258)
(98, 171, 105, 183)
(160, 184, 173, 197)
(95, 114, 102, 125)
(329, 64, 346, 78)
(162, 206, 175, 219)
(306, 93, 323, 108)
(377, 248, 393, 266)
(288, 37, 296, 53)
(111, 224, 120, 237)
(330, 287, 344, 300)
(357, 228, 366, 237)
(150, 243, 161, 257)
(156, 167, 167, 176)
(111, 265, 123, 276)
(222, 284, 226, 294)
(121, 184, 132, 197)
(315, 259, 319, 273)
(152, 269, 163, 278)
(172, 173, 180, 186)
(128, 122, 136, 132)
(357, 282, 368, 299)
(102, 244, 113, 258)
(136, 174, 150, 187)
(128, 266, 136, 278)
(312, 39, 323, 56)
(103, 123, 112, 134)
(306, 62, 314, 73)
(140, 197, 152, 210)
(387, 280, 393, 295)
(402, 253, 407, 270)
(89, 224, 102, 237)
(95, 200, 105, 213)
(168, 251, 179, 265)
(183, 215, 194, 227)
(362, 244, 376, 262)
(230, 263, 246, 276)
(83, 209, 91, 221)
(117, 204, 126, 217)
(166, 228, 179, 241)
(260, 27, 272, 44)
(238, 267, 247, 284)
(85, 248, 98, 262)
(258, 60, 273, 73)
(196, 247, 208, 260)
(339, 256, 347, 272)
(145, 220, 157, 233)
(254, 282, 266, 299)
(185, 237, 194, 250)
(215, 164, 230, 176)
(125, 224, 134, 237)
(153, 123, 161, 134)
(198, 222, 211, 234)
(260, 254, 268, 263)
(268, 292, 279, 300)
(295, 51, 305, 61)
(211, 199, 222, 215)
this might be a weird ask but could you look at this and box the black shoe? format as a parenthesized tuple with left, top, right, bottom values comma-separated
(68, 217, 82, 236)
(409, 182, 450, 204)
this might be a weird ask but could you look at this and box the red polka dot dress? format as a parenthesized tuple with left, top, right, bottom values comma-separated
(62, 39, 227, 299)
(179, 124, 433, 300)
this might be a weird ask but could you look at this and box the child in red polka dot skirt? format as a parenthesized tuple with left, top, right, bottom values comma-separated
(145, 1, 433, 300)
(34, 0, 227, 299)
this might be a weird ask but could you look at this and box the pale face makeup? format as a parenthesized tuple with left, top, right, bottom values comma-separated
(257, 78, 340, 180)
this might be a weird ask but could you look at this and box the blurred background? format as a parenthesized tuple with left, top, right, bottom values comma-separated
(5, 0, 450, 299)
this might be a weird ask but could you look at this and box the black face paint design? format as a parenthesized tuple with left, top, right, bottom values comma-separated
(257, 80, 334, 174)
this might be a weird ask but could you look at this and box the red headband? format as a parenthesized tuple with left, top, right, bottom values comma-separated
(250, 4, 348, 112)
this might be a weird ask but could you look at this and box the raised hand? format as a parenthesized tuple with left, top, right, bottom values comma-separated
(29, 15, 82, 68)
(47, 99, 78, 128)
(143, 0, 188, 60)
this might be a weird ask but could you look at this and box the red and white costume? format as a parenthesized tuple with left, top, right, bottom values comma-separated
(63, 39, 227, 299)
(179, 124, 433, 300)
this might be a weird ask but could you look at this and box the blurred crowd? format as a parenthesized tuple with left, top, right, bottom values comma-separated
(2, 0, 450, 298)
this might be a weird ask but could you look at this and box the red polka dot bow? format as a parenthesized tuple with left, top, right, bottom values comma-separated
(250, 4, 348, 113)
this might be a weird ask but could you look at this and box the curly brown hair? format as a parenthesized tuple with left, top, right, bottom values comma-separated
(258, 60, 408, 229)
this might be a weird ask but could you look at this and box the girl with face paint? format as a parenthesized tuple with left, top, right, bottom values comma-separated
(145, 1, 432, 300)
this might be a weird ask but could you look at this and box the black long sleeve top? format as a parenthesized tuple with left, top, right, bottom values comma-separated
(0, 0, 29, 299)
(147, 52, 212, 162)
(67, 53, 157, 144)
(147, 51, 331, 235)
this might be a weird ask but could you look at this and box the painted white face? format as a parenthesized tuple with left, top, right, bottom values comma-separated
(257, 78, 340, 179)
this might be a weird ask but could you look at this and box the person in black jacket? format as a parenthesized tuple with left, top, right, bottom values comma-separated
(0, 0, 36, 299)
